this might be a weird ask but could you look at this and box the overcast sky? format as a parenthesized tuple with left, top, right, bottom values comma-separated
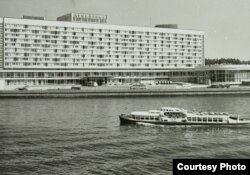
(0, 0, 250, 60)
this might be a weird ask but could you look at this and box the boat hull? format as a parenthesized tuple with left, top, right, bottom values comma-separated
(119, 115, 250, 126)
(119, 115, 138, 125)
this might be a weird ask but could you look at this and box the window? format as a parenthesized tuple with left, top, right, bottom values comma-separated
(202, 118, 207, 122)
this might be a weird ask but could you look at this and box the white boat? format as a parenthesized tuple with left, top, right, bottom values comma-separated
(119, 107, 250, 125)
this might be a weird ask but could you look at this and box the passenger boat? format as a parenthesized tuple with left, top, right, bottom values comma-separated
(119, 107, 250, 125)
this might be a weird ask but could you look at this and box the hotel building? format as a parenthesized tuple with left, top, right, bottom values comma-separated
(0, 13, 249, 90)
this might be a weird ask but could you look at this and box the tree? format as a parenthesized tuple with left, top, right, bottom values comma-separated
(205, 58, 248, 65)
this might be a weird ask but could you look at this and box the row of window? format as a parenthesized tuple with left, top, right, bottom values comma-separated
(6, 24, 202, 38)
(6, 79, 80, 86)
(5, 30, 203, 42)
(4, 62, 195, 68)
(4, 38, 202, 48)
(5, 57, 199, 63)
(0, 70, 247, 80)
(5, 44, 202, 54)
(187, 117, 224, 122)
(5, 42, 202, 51)
(5, 50, 202, 57)
(131, 115, 159, 121)
(0, 71, 196, 78)
(5, 51, 201, 57)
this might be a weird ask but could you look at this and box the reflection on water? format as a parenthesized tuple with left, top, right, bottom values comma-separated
(0, 95, 250, 174)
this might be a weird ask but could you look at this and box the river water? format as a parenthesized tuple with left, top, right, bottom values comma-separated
(0, 95, 250, 175)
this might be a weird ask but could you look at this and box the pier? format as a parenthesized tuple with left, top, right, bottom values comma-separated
(1, 87, 250, 98)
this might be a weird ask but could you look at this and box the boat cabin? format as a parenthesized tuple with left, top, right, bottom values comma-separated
(131, 115, 159, 121)
(186, 115, 228, 123)
(130, 110, 162, 121)
(163, 111, 186, 118)
(131, 115, 160, 121)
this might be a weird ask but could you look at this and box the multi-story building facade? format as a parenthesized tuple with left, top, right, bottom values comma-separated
(0, 14, 206, 89)
(1, 13, 249, 90)
(2, 17, 204, 69)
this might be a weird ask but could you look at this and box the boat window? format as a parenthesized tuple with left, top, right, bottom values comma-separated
(164, 112, 170, 116)
(198, 117, 202, 122)
(208, 117, 212, 122)
(150, 117, 154, 120)
(181, 113, 186, 118)
(192, 117, 197, 121)
(145, 117, 149, 120)
(141, 117, 144, 120)
(229, 116, 237, 120)
(167, 114, 173, 118)
(218, 118, 223, 122)
(202, 117, 207, 122)
(155, 117, 159, 120)
(132, 115, 135, 119)
(164, 112, 186, 118)
(187, 117, 191, 121)
(213, 118, 218, 122)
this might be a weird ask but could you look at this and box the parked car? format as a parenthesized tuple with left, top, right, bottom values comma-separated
(15, 86, 28, 91)
(208, 84, 230, 88)
(208, 84, 219, 88)
(221, 84, 230, 88)
(87, 82, 98, 87)
(71, 85, 81, 90)
(130, 84, 147, 89)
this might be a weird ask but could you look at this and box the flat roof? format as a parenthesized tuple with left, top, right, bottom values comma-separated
(2, 17, 204, 35)
(195, 65, 250, 71)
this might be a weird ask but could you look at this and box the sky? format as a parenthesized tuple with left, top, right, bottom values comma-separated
(0, 0, 250, 60)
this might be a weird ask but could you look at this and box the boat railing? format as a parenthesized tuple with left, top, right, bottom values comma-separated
(160, 107, 186, 112)
(195, 111, 229, 115)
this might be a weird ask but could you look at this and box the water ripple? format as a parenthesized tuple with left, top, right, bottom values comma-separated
(1, 96, 250, 174)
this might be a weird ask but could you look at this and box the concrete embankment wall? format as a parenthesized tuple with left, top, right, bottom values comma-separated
(1, 88, 250, 98)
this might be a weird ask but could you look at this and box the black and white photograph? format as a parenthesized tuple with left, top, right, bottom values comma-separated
(0, 0, 250, 174)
